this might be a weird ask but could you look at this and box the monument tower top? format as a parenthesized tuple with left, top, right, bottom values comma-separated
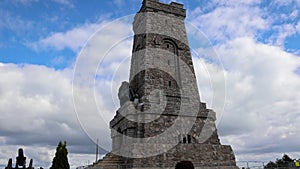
(139, 0, 186, 17)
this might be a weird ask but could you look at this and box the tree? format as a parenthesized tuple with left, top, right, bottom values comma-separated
(50, 141, 70, 169)
(264, 154, 295, 169)
(264, 161, 277, 169)
(276, 154, 294, 168)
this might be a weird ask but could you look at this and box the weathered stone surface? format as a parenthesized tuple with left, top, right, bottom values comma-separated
(118, 81, 131, 106)
(88, 0, 238, 168)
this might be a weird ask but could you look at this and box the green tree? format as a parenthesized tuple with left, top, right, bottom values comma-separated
(276, 154, 293, 168)
(264, 161, 277, 169)
(264, 154, 295, 169)
(50, 141, 70, 169)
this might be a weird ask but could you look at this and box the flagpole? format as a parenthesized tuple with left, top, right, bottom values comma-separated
(95, 139, 98, 163)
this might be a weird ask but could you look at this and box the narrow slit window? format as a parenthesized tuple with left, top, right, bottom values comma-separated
(187, 135, 191, 143)
(169, 81, 171, 87)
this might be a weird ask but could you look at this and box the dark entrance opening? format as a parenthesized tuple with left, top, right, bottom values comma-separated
(175, 161, 194, 169)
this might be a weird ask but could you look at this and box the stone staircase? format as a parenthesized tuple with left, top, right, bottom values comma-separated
(89, 152, 127, 169)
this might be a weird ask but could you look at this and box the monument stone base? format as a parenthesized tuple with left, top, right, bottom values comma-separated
(90, 143, 239, 169)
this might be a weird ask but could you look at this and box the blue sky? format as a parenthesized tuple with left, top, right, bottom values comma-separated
(1, 0, 300, 168)
(1, 0, 300, 68)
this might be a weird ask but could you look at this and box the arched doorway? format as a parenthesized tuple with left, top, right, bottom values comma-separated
(175, 161, 194, 169)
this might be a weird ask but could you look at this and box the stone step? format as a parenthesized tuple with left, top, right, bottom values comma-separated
(94, 153, 125, 165)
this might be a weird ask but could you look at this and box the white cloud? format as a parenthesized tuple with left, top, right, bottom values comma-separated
(0, 11, 33, 35)
(11, 0, 39, 5)
(189, 0, 300, 51)
(205, 37, 300, 160)
(189, 4, 268, 43)
(273, 24, 298, 46)
(2, 0, 300, 167)
(272, 0, 294, 6)
(296, 21, 300, 32)
(52, 0, 74, 7)
(0, 63, 97, 167)
(31, 23, 104, 52)
(211, 0, 261, 6)
(290, 9, 299, 20)
(112, 0, 124, 8)
(0, 17, 134, 168)
(71, 18, 133, 151)
(30, 17, 133, 54)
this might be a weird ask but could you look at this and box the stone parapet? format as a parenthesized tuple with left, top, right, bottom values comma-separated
(139, 0, 186, 18)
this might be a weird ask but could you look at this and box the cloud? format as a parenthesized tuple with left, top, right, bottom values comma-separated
(290, 9, 299, 20)
(272, 0, 294, 6)
(0, 11, 33, 35)
(297, 21, 300, 32)
(30, 17, 133, 53)
(189, 0, 300, 51)
(271, 24, 298, 47)
(52, 0, 74, 7)
(0, 18, 134, 168)
(71, 18, 133, 152)
(2, 0, 300, 167)
(30, 22, 105, 52)
(112, 0, 124, 8)
(0, 63, 97, 167)
(265, 1, 300, 48)
(10, 0, 39, 5)
(204, 37, 300, 160)
(211, 0, 261, 6)
(189, 2, 268, 43)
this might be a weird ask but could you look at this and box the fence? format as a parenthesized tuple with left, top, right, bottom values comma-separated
(237, 161, 300, 169)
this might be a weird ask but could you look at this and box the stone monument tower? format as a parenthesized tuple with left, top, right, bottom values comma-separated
(89, 0, 238, 169)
